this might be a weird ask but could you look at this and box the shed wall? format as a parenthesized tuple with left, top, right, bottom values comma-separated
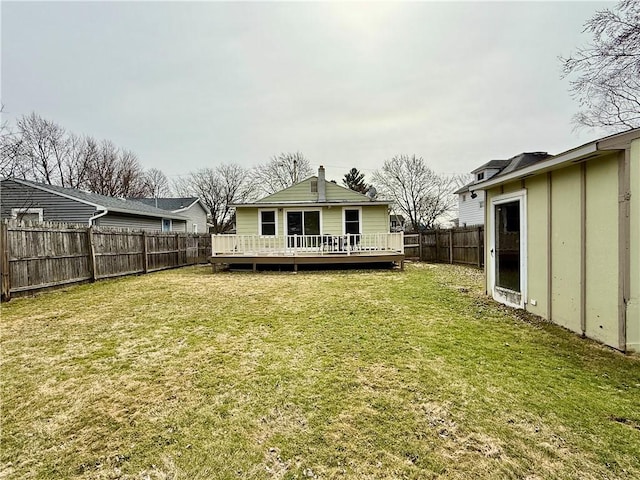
(585, 155, 619, 347)
(628, 139, 640, 351)
(523, 175, 548, 319)
(550, 165, 582, 334)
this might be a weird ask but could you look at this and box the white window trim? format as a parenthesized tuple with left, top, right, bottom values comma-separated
(258, 208, 278, 236)
(11, 208, 43, 222)
(162, 218, 172, 232)
(192, 223, 198, 233)
(342, 206, 362, 235)
(283, 208, 323, 236)
(489, 189, 527, 309)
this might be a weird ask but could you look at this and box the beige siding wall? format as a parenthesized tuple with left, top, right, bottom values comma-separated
(236, 205, 389, 236)
(323, 208, 342, 234)
(236, 208, 259, 235)
(258, 179, 367, 203)
(523, 175, 548, 318)
(550, 165, 582, 333)
(362, 205, 390, 233)
(485, 155, 636, 351)
(629, 139, 640, 351)
(585, 154, 619, 347)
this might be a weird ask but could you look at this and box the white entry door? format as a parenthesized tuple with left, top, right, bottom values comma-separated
(490, 191, 527, 309)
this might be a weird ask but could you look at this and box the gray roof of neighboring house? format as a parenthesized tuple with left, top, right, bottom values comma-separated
(497, 152, 551, 177)
(471, 159, 510, 174)
(453, 181, 474, 195)
(456, 153, 550, 195)
(130, 197, 207, 213)
(3, 178, 189, 220)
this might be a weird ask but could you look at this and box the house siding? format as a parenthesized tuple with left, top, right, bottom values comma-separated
(178, 204, 208, 233)
(258, 178, 369, 203)
(458, 191, 485, 226)
(236, 205, 389, 236)
(96, 213, 186, 232)
(0, 179, 96, 224)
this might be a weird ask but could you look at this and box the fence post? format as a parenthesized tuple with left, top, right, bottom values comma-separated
(175, 233, 180, 266)
(142, 231, 149, 273)
(434, 231, 439, 263)
(1, 221, 10, 301)
(449, 229, 453, 264)
(86, 225, 97, 282)
(477, 226, 482, 268)
(419, 232, 423, 261)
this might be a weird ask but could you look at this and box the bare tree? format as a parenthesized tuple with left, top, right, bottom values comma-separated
(174, 164, 256, 233)
(61, 134, 97, 189)
(561, 0, 640, 130)
(13, 112, 68, 185)
(372, 155, 457, 232)
(144, 168, 171, 197)
(251, 152, 314, 196)
(86, 141, 150, 197)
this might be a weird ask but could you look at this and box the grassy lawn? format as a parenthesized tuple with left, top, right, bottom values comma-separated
(1, 263, 639, 479)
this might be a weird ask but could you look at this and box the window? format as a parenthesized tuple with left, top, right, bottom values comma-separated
(477, 172, 485, 181)
(344, 209, 360, 234)
(260, 210, 277, 236)
(462, 194, 466, 202)
(286, 211, 319, 236)
(310, 180, 318, 193)
(192, 223, 198, 233)
(162, 219, 172, 232)
(11, 208, 43, 222)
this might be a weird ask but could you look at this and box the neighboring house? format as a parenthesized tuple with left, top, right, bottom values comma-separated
(390, 214, 406, 232)
(474, 128, 639, 353)
(0, 178, 189, 231)
(455, 156, 549, 226)
(131, 197, 209, 233)
(211, 166, 404, 270)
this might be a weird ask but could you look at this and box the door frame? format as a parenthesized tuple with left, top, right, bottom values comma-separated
(489, 190, 527, 309)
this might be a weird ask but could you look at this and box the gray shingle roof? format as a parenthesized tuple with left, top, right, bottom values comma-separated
(8, 178, 188, 220)
(470, 159, 510, 174)
(130, 197, 200, 212)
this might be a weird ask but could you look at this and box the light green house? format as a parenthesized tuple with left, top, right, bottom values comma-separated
(211, 166, 404, 271)
(474, 128, 640, 352)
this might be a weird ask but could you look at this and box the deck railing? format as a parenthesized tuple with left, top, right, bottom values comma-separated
(211, 233, 404, 256)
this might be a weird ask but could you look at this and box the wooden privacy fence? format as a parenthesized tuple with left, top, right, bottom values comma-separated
(0, 221, 212, 301)
(404, 226, 484, 268)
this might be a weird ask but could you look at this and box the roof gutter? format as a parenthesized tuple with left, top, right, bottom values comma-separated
(88, 209, 108, 226)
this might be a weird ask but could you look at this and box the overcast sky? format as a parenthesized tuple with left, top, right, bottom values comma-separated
(1, 1, 614, 183)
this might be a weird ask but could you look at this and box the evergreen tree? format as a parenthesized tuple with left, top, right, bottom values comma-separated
(342, 168, 368, 194)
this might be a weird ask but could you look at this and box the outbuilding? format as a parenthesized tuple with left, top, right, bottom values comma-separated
(473, 128, 639, 352)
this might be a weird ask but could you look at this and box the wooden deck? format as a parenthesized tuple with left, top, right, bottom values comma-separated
(210, 251, 405, 272)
